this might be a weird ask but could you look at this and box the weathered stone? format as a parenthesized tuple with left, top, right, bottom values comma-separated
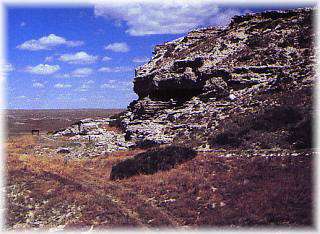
(120, 8, 314, 149)
(49, 8, 314, 153)
(56, 148, 70, 154)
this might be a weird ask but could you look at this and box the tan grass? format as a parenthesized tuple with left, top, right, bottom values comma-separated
(6, 134, 313, 228)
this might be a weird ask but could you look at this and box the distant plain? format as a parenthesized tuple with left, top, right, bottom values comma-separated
(6, 109, 124, 136)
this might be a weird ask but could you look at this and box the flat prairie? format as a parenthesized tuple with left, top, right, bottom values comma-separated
(6, 109, 124, 137)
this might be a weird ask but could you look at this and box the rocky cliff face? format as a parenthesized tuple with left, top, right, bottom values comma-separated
(121, 8, 315, 149)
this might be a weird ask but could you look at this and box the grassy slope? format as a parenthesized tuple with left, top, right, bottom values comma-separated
(6, 135, 313, 229)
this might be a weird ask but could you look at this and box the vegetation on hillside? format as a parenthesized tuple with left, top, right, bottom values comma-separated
(6, 135, 313, 229)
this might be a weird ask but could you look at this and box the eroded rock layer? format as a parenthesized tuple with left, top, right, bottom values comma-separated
(121, 8, 315, 148)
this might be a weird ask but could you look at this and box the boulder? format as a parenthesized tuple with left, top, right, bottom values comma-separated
(57, 148, 70, 154)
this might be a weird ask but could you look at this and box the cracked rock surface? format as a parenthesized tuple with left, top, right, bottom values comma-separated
(120, 8, 314, 148)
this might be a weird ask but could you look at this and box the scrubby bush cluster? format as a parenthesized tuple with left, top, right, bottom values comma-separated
(110, 146, 197, 180)
(134, 139, 159, 149)
(209, 85, 313, 150)
(209, 105, 312, 149)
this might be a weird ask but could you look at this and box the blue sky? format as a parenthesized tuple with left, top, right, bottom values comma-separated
(5, 2, 313, 109)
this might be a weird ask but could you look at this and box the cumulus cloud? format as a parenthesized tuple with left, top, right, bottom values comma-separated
(208, 8, 244, 26)
(59, 51, 98, 64)
(132, 56, 149, 63)
(86, 80, 95, 84)
(102, 56, 112, 62)
(94, 1, 246, 36)
(17, 95, 27, 99)
(100, 83, 116, 89)
(98, 66, 132, 73)
(3, 63, 14, 74)
(32, 82, 45, 88)
(17, 34, 84, 51)
(100, 79, 132, 91)
(54, 83, 72, 89)
(57, 93, 71, 100)
(75, 80, 95, 92)
(104, 42, 130, 52)
(98, 67, 112, 73)
(44, 56, 54, 63)
(70, 67, 93, 77)
(54, 73, 71, 79)
(20, 22, 26, 27)
(25, 64, 60, 75)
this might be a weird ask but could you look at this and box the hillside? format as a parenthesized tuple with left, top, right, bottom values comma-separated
(5, 7, 315, 230)
(119, 7, 314, 150)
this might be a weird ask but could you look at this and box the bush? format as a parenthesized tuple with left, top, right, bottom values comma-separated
(209, 104, 305, 149)
(110, 146, 197, 180)
(289, 115, 312, 149)
(251, 106, 302, 131)
(246, 35, 264, 48)
(213, 131, 242, 147)
(135, 139, 159, 149)
(108, 111, 126, 130)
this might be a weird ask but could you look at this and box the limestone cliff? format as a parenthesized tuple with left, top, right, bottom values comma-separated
(121, 8, 314, 149)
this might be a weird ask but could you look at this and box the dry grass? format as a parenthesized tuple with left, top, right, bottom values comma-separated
(100, 125, 123, 133)
(6, 135, 313, 229)
(116, 151, 313, 227)
(6, 135, 145, 229)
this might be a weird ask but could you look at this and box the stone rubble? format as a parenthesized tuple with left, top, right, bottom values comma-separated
(50, 117, 134, 158)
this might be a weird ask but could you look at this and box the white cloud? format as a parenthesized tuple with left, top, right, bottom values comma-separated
(94, 1, 245, 36)
(25, 64, 60, 75)
(208, 9, 243, 26)
(44, 56, 54, 63)
(77, 85, 90, 92)
(17, 34, 84, 51)
(59, 51, 98, 64)
(70, 67, 93, 77)
(3, 63, 14, 74)
(32, 82, 45, 88)
(75, 80, 95, 92)
(54, 83, 72, 89)
(98, 66, 132, 73)
(104, 42, 130, 52)
(100, 79, 133, 91)
(86, 80, 95, 84)
(66, 41, 84, 47)
(101, 83, 116, 89)
(54, 73, 71, 79)
(132, 56, 149, 63)
(114, 20, 123, 27)
(98, 67, 112, 73)
(20, 22, 26, 27)
(57, 94, 72, 100)
(102, 56, 112, 62)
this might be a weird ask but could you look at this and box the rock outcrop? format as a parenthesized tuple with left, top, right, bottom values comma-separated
(121, 8, 315, 149)
(52, 118, 134, 157)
